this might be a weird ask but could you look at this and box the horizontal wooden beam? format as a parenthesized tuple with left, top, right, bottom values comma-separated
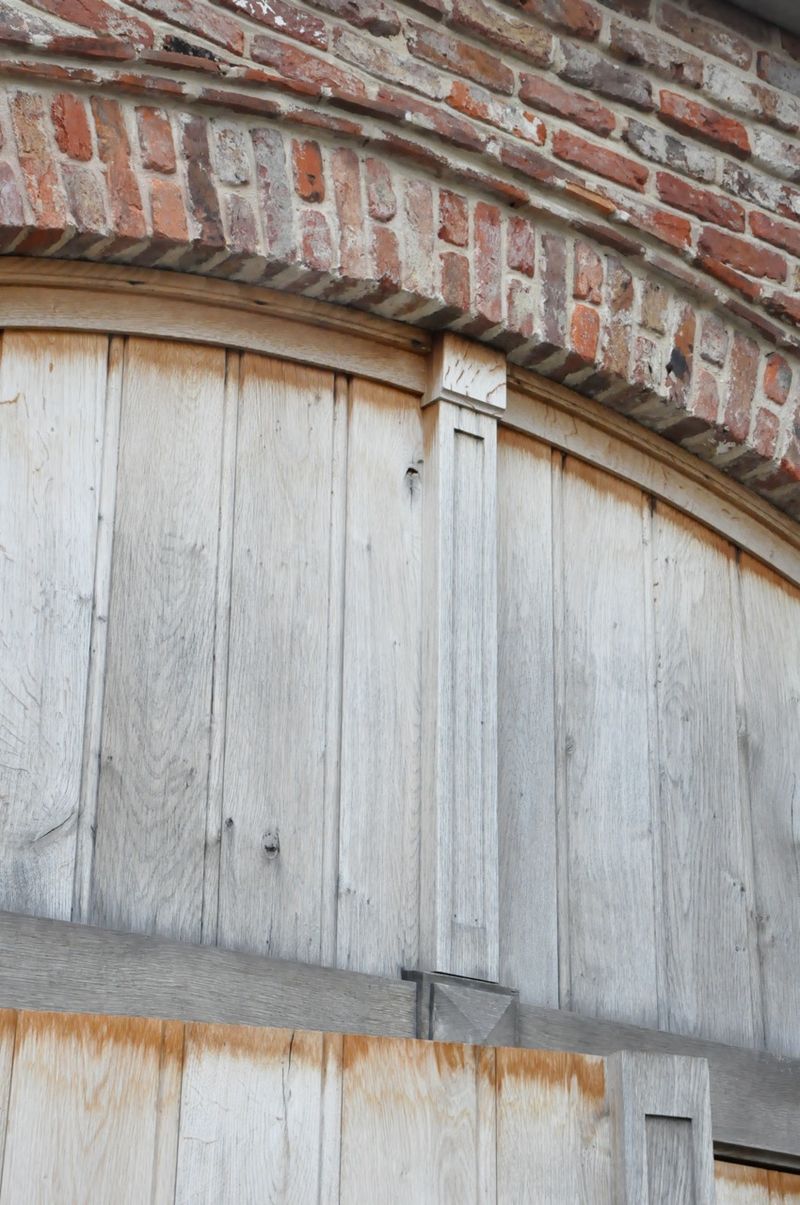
(0, 912, 797, 1167)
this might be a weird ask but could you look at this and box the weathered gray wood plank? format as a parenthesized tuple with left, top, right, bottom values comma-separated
(217, 355, 335, 963)
(560, 458, 658, 1026)
(90, 339, 226, 944)
(0, 330, 106, 921)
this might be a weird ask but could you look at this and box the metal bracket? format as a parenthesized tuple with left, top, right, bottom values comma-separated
(402, 970, 518, 1046)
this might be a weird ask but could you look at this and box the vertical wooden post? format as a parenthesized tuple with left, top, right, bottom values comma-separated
(420, 333, 506, 982)
(608, 1051, 716, 1205)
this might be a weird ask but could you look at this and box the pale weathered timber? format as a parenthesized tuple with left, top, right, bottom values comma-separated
(420, 399, 500, 981)
(90, 339, 226, 945)
(609, 1051, 715, 1205)
(560, 457, 659, 1027)
(424, 331, 506, 413)
(496, 430, 558, 1008)
(715, 1162, 800, 1203)
(0, 1011, 164, 1204)
(652, 504, 758, 1047)
(0, 330, 106, 921)
(737, 556, 800, 1059)
(496, 1048, 612, 1203)
(217, 356, 336, 963)
(336, 379, 424, 977)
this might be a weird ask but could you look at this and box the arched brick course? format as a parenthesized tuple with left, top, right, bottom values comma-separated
(1, 0, 800, 515)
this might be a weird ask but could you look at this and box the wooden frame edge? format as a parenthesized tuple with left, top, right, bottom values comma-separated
(0, 912, 797, 1167)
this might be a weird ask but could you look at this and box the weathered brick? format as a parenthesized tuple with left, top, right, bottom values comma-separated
(91, 95, 145, 238)
(333, 27, 446, 98)
(507, 215, 535, 276)
(763, 352, 791, 405)
(366, 158, 396, 222)
(331, 148, 365, 278)
(553, 129, 648, 191)
(51, 93, 92, 161)
(624, 118, 715, 181)
(314, 0, 400, 35)
(559, 42, 653, 111)
(181, 114, 224, 247)
(698, 227, 786, 282)
(570, 302, 600, 360)
(656, 172, 744, 231)
(25, 0, 153, 47)
(451, 0, 552, 66)
(624, 198, 692, 249)
(724, 332, 759, 441)
(292, 139, 324, 202)
(666, 303, 695, 406)
(692, 368, 720, 423)
(371, 222, 401, 286)
(699, 313, 728, 365)
(753, 408, 779, 459)
(597, 0, 651, 16)
(253, 126, 295, 264)
(609, 18, 703, 88)
(438, 188, 468, 245)
(700, 255, 763, 301)
(62, 162, 105, 229)
(299, 208, 332, 270)
(750, 211, 800, 258)
(518, 0, 601, 42)
(254, 35, 368, 102)
(657, 3, 752, 70)
(539, 231, 567, 348)
(226, 193, 259, 254)
(129, 0, 245, 53)
(573, 240, 602, 301)
(448, 81, 545, 144)
(641, 279, 668, 332)
(659, 90, 750, 158)
(150, 177, 188, 240)
(506, 278, 534, 338)
(136, 106, 175, 173)
(403, 178, 435, 295)
(519, 74, 615, 136)
(0, 161, 25, 230)
(750, 128, 800, 185)
(11, 90, 68, 226)
(440, 250, 471, 310)
(213, 124, 250, 185)
(757, 52, 800, 99)
(407, 21, 514, 95)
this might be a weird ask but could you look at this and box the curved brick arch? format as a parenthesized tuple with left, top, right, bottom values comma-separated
(0, 0, 799, 515)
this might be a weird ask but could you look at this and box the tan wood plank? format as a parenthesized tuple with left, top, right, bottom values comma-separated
(0, 1011, 163, 1204)
(496, 1048, 612, 1203)
(336, 381, 424, 977)
(496, 430, 558, 1007)
(738, 557, 800, 1059)
(339, 1034, 488, 1203)
(217, 356, 336, 962)
(0, 330, 106, 920)
(90, 339, 226, 944)
(653, 505, 758, 1047)
(560, 458, 658, 1027)
(0, 1011, 16, 1180)
(175, 1024, 327, 1204)
(715, 1161, 771, 1204)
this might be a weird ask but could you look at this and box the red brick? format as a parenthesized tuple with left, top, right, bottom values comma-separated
(450, 0, 552, 67)
(609, 19, 704, 88)
(407, 21, 514, 95)
(252, 36, 367, 102)
(136, 106, 175, 173)
(724, 332, 759, 441)
(51, 93, 92, 161)
(440, 250, 471, 311)
(765, 291, 800, 327)
(312, 0, 400, 36)
(300, 208, 333, 271)
(333, 28, 445, 100)
(292, 139, 324, 203)
(692, 368, 720, 423)
(657, 3, 752, 70)
(438, 188, 468, 246)
(404, 179, 436, 296)
(753, 409, 780, 460)
(216, 0, 324, 48)
(25, 0, 153, 46)
(659, 90, 750, 158)
(507, 216, 535, 276)
(366, 158, 396, 222)
(573, 241, 602, 301)
(332, 147, 365, 278)
(570, 302, 600, 361)
(698, 256, 762, 302)
(447, 81, 545, 145)
(371, 223, 401, 286)
(517, 0, 601, 41)
(624, 199, 692, 250)
(150, 177, 188, 240)
(764, 353, 792, 405)
(475, 201, 502, 323)
(666, 303, 695, 405)
(125, 0, 243, 52)
(0, 161, 25, 230)
(698, 227, 786, 282)
(10, 91, 68, 226)
(518, 74, 615, 136)
(181, 114, 224, 247)
(749, 211, 800, 259)
(553, 129, 648, 191)
(379, 86, 487, 153)
(656, 172, 744, 232)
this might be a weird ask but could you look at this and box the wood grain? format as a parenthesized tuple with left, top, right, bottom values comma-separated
(496, 430, 558, 1007)
(336, 380, 424, 977)
(0, 330, 106, 920)
(90, 338, 226, 944)
(218, 355, 335, 962)
(560, 458, 658, 1026)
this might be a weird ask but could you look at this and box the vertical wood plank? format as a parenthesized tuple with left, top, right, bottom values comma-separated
(318, 1033, 344, 1205)
(175, 1024, 326, 1204)
(72, 335, 123, 924)
(420, 401, 499, 981)
(496, 429, 558, 1007)
(560, 458, 658, 1026)
(646, 1117, 695, 1202)
(0, 331, 106, 920)
(0, 1011, 17, 1184)
(336, 381, 423, 977)
(218, 356, 335, 962)
(151, 1020, 185, 1205)
(90, 339, 226, 944)
(339, 1035, 485, 1204)
(715, 1161, 770, 1204)
(737, 556, 800, 1058)
(0, 1011, 163, 1204)
(653, 504, 757, 1047)
(496, 1048, 612, 1204)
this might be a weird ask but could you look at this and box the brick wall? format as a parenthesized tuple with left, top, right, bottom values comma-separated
(1, 0, 799, 515)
